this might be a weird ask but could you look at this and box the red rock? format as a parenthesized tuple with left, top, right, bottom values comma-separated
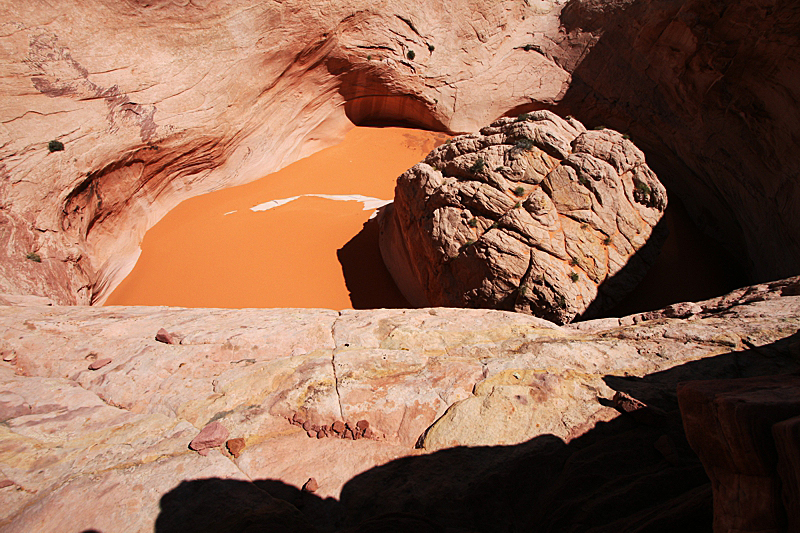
(612, 391, 647, 413)
(292, 413, 304, 426)
(155, 328, 175, 344)
(226, 438, 246, 458)
(306, 430, 317, 438)
(331, 420, 345, 434)
(679, 375, 800, 533)
(316, 430, 325, 439)
(302, 478, 318, 492)
(189, 421, 229, 453)
(356, 419, 369, 431)
(0, 479, 15, 489)
(302, 421, 313, 431)
(772, 415, 800, 532)
(654, 435, 680, 466)
(612, 391, 665, 425)
(88, 358, 112, 370)
(364, 428, 375, 439)
(343, 428, 354, 440)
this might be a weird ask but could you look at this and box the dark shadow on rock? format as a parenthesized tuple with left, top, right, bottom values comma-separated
(578, 192, 748, 322)
(337, 214, 411, 309)
(553, 0, 800, 283)
(603, 196, 748, 317)
(603, 330, 800, 413)
(577, 212, 669, 322)
(154, 477, 317, 533)
(154, 334, 800, 533)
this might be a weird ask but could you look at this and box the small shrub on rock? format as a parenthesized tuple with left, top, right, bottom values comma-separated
(407, 50, 415, 60)
(570, 272, 579, 283)
(470, 157, 486, 174)
(26, 252, 41, 263)
(48, 140, 64, 152)
(514, 137, 534, 151)
(513, 186, 525, 197)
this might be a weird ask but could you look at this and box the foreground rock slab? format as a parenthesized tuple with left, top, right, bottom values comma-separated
(0, 277, 798, 531)
(380, 111, 667, 324)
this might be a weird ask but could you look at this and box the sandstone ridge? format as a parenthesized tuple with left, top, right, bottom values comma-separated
(0, 277, 798, 531)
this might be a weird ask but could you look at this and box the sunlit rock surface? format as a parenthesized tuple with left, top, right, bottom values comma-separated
(380, 111, 667, 323)
(1, 277, 799, 531)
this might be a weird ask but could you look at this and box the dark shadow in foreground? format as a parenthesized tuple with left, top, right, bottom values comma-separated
(337, 215, 411, 310)
(154, 331, 800, 533)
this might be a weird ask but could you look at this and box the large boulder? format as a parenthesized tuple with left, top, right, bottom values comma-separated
(380, 111, 667, 324)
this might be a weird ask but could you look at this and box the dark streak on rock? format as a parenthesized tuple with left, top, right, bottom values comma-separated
(27, 32, 158, 142)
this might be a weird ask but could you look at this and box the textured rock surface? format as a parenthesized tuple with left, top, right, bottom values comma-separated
(0, 0, 799, 304)
(679, 375, 800, 533)
(0, 0, 569, 304)
(380, 111, 667, 323)
(0, 277, 798, 531)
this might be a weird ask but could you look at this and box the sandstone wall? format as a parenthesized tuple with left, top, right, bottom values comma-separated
(554, 0, 800, 282)
(0, 0, 798, 304)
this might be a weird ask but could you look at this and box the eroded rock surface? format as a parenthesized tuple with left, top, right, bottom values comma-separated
(1, 0, 799, 304)
(380, 111, 667, 323)
(1, 277, 798, 531)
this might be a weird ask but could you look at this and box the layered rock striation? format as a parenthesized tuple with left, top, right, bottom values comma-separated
(380, 111, 667, 323)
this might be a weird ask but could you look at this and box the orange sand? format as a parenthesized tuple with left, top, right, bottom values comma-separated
(105, 127, 448, 309)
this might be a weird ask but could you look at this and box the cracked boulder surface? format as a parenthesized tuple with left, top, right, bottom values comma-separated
(1, 276, 799, 531)
(380, 111, 667, 324)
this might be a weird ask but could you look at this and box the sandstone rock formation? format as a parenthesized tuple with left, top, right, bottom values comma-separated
(1, 0, 799, 531)
(680, 375, 800, 533)
(380, 111, 667, 323)
(1, 277, 798, 531)
(0, 0, 799, 305)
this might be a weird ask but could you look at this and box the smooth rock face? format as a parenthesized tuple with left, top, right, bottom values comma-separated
(0, 277, 798, 531)
(381, 111, 667, 323)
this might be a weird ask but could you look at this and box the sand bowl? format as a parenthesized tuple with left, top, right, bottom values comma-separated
(105, 126, 448, 309)
(105, 125, 743, 313)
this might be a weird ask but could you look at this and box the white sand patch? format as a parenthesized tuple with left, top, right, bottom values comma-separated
(223, 210, 238, 216)
(250, 196, 301, 212)
(250, 194, 391, 213)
